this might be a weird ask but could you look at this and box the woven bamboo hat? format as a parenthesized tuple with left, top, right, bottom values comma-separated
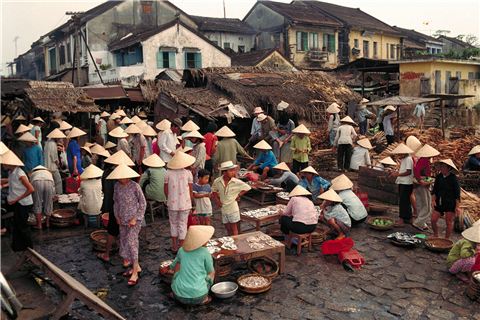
(292, 124, 311, 134)
(461, 222, 480, 243)
(67, 127, 86, 139)
(326, 103, 341, 113)
(32, 116, 45, 123)
(119, 117, 133, 125)
(136, 121, 148, 130)
(15, 124, 30, 134)
(357, 138, 372, 149)
(415, 144, 440, 158)
(167, 151, 196, 169)
(384, 105, 395, 112)
(0, 141, 9, 155)
(124, 124, 143, 134)
(380, 157, 396, 165)
(330, 174, 354, 191)
(183, 225, 215, 251)
(106, 163, 140, 180)
(177, 146, 193, 153)
(90, 144, 105, 154)
(340, 116, 355, 124)
(434, 159, 459, 175)
(391, 143, 414, 154)
(109, 114, 120, 120)
(216, 125, 236, 137)
(1, 150, 24, 166)
(130, 115, 141, 124)
(81, 146, 92, 155)
(253, 140, 272, 150)
(47, 128, 66, 139)
(356, 98, 369, 110)
(182, 120, 200, 131)
(100, 111, 111, 118)
(105, 141, 116, 149)
(468, 145, 480, 156)
(219, 160, 238, 171)
(109, 127, 128, 138)
(406, 136, 422, 154)
(300, 166, 319, 175)
(319, 189, 343, 203)
(18, 132, 38, 142)
(97, 150, 111, 158)
(1, 117, 11, 126)
(105, 150, 135, 166)
(185, 130, 204, 140)
(28, 165, 51, 177)
(143, 154, 165, 168)
(115, 109, 127, 117)
(273, 162, 290, 172)
(59, 120, 72, 130)
(80, 164, 103, 179)
(142, 125, 157, 137)
(257, 114, 267, 122)
(137, 111, 147, 118)
(156, 119, 171, 131)
(83, 142, 94, 148)
(288, 185, 312, 197)
(27, 124, 34, 130)
(15, 115, 26, 121)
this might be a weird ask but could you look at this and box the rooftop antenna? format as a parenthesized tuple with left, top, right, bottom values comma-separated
(13, 36, 19, 57)
(223, 0, 226, 18)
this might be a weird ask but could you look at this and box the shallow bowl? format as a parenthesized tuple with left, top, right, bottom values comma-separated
(211, 281, 238, 298)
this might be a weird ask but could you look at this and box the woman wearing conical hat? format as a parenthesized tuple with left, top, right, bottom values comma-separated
(29, 166, 54, 229)
(78, 165, 104, 220)
(212, 125, 252, 178)
(30, 116, 45, 150)
(66, 127, 86, 175)
(383, 105, 397, 145)
(349, 138, 372, 171)
(464, 145, 480, 171)
(318, 189, 351, 240)
(19, 132, 44, 174)
(333, 116, 357, 173)
(446, 222, 480, 282)
(326, 103, 341, 147)
(290, 124, 311, 174)
(246, 140, 278, 181)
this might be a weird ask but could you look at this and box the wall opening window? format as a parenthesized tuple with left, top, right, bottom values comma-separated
(116, 45, 143, 67)
(296, 31, 308, 51)
(309, 32, 318, 49)
(373, 42, 378, 57)
(67, 41, 71, 63)
(386, 43, 389, 58)
(390, 44, 395, 59)
(323, 34, 335, 53)
(223, 42, 231, 49)
(185, 52, 202, 69)
(363, 41, 369, 58)
(48, 47, 56, 72)
(59, 45, 66, 65)
(238, 46, 245, 53)
(354, 39, 359, 48)
(157, 51, 175, 69)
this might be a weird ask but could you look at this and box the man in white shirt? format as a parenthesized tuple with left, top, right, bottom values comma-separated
(245, 107, 263, 156)
(383, 105, 396, 145)
(159, 118, 182, 163)
(349, 138, 372, 171)
(389, 144, 414, 226)
(333, 116, 357, 172)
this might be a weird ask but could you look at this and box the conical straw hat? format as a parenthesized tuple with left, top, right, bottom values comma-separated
(415, 144, 440, 158)
(357, 104, 367, 110)
(357, 138, 372, 149)
(143, 154, 165, 168)
(27, 124, 34, 130)
(391, 143, 414, 154)
(215, 125, 236, 137)
(0, 141, 9, 155)
(100, 111, 111, 117)
(109, 114, 120, 120)
(434, 159, 459, 175)
(135, 121, 148, 130)
(1, 150, 24, 166)
(319, 189, 343, 202)
(468, 145, 480, 156)
(67, 127, 86, 139)
(15, 124, 30, 134)
(461, 222, 480, 243)
(59, 121, 72, 130)
(253, 140, 272, 150)
(177, 146, 192, 153)
(105, 141, 116, 149)
(181, 120, 200, 131)
(156, 119, 171, 131)
(106, 163, 140, 180)
(130, 115, 141, 124)
(137, 111, 147, 118)
(142, 125, 157, 137)
(185, 130, 205, 140)
(28, 165, 51, 177)
(32, 117, 45, 123)
(83, 142, 94, 148)
(326, 103, 340, 113)
(97, 150, 111, 158)
(340, 116, 355, 124)
(406, 136, 422, 154)
(18, 132, 37, 142)
(81, 146, 92, 155)
(80, 164, 104, 179)
(183, 225, 215, 251)
(109, 127, 128, 138)
(119, 117, 133, 125)
(380, 157, 396, 165)
(167, 151, 196, 169)
(288, 185, 312, 197)
(330, 174, 354, 191)
(124, 124, 143, 134)
(1, 117, 11, 126)
(114, 109, 127, 117)
(47, 128, 66, 139)
(15, 115, 26, 121)
(53, 118, 63, 123)
(292, 124, 311, 134)
(384, 105, 395, 112)
(300, 166, 318, 175)
(90, 144, 105, 154)
(273, 162, 290, 171)
(105, 150, 135, 166)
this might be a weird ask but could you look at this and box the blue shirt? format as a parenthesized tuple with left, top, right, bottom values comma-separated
(181, 131, 195, 148)
(338, 189, 368, 221)
(356, 109, 372, 123)
(464, 156, 480, 170)
(276, 119, 295, 136)
(193, 183, 212, 214)
(254, 150, 278, 169)
(67, 140, 83, 174)
(270, 171, 299, 185)
(22, 144, 44, 174)
(299, 176, 331, 200)
(30, 126, 42, 150)
(250, 118, 262, 136)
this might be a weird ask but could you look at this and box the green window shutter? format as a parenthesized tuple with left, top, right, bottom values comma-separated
(184, 52, 188, 68)
(303, 33, 308, 51)
(195, 53, 202, 68)
(116, 53, 124, 67)
(297, 31, 302, 51)
(169, 52, 175, 69)
(330, 34, 335, 53)
(136, 47, 143, 63)
(157, 52, 163, 68)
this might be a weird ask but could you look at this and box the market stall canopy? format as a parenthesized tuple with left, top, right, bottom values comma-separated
(367, 95, 439, 106)
(423, 93, 474, 101)
(82, 85, 127, 100)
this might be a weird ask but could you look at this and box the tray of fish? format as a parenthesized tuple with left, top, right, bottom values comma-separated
(267, 204, 286, 212)
(207, 246, 221, 254)
(159, 260, 173, 268)
(258, 234, 272, 241)
(217, 237, 234, 244)
(207, 239, 219, 247)
(276, 192, 290, 200)
(249, 242, 265, 250)
(238, 169, 254, 178)
(387, 232, 422, 245)
(265, 239, 283, 247)
(58, 193, 81, 203)
(241, 208, 278, 219)
(246, 236, 260, 243)
(221, 242, 237, 250)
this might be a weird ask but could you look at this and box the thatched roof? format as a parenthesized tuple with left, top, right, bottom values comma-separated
(141, 67, 361, 120)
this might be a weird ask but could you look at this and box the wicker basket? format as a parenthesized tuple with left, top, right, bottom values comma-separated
(369, 204, 388, 215)
(424, 237, 454, 253)
(247, 256, 279, 279)
(266, 224, 283, 239)
(237, 274, 271, 294)
(276, 195, 289, 205)
(311, 226, 326, 244)
(159, 260, 175, 283)
(466, 271, 480, 301)
(51, 209, 76, 227)
(90, 230, 119, 252)
(219, 259, 234, 277)
(368, 216, 395, 230)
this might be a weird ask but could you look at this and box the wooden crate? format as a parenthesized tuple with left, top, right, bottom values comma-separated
(358, 166, 398, 205)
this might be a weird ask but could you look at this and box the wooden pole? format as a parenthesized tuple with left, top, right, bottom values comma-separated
(397, 106, 401, 142)
(74, 15, 83, 86)
(361, 72, 365, 98)
(441, 100, 445, 139)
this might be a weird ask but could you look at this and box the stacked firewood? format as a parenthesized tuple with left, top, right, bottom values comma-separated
(461, 189, 480, 222)
(309, 130, 336, 171)
(449, 127, 476, 140)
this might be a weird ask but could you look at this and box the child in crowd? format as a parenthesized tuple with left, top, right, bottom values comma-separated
(193, 169, 213, 226)
(290, 124, 311, 174)
(212, 161, 251, 236)
(446, 222, 480, 282)
(319, 189, 351, 240)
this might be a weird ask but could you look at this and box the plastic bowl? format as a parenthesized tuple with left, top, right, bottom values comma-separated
(101, 213, 109, 228)
(211, 281, 238, 298)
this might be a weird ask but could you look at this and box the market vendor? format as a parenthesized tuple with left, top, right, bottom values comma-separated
(290, 124, 311, 174)
(78, 164, 103, 221)
(19, 132, 43, 174)
(298, 166, 330, 201)
(169, 225, 215, 306)
(464, 145, 480, 171)
(333, 116, 357, 172)
(318, 189, 351, 240)
(29, 165, 54, 229)
(270, 114, 295, 163)
(389, 143, 414, 227)
(213, 126, 252, 178)
(355, 99, 375, 135)
(67, 127, 86, 175)
(245, 107, 264, 156)
(383, 105, 397, 145)
(257, 113, 277, 145)
(349, 138, 372, 171)
(264, 162, 299, 192)
(446, 222, 480, 282)
(247, 140, 278, 181)
(326, 103, 341, 147)
(374, 156, 396, 171)
(330, 174, 368, 226)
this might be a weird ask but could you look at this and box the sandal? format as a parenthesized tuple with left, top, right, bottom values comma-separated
(412, 223, 428, 232)
(123, 262, 132, 268)
(127, 278, 138, 286)
(169, 292, 177, 301)
(168, 247, 178, 254)
(123, 270, 142, 277)
(199, 296, 212, 305)
(97, 253, 110, 263)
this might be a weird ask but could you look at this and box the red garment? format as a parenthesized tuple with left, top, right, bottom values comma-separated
(152, 140, 160, 156)
(203, 132, 218, 157)
(413, 158, 432, 181)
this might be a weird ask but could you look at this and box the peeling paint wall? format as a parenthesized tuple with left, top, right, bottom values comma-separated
(459, 79, 480, 108)
(349, 30, 402, 61)
(257, 52, 295, 71)
(202, 32, 255, 53)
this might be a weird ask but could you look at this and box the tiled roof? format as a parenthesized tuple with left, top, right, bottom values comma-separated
(392, 27, 443, 46)
(299, 1, 401, 35)
(261, 1, 342, 27)
(438, 36, 476, 49)
(190, 16, 256, 34)
(231, 49, 292, 66)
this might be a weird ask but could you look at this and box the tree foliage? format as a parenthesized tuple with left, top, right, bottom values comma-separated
(465, 34, 478, 46)
(433, 30, 451, 37)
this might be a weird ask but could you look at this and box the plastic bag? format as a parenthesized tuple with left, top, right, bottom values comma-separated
(66, 174, 82, 194)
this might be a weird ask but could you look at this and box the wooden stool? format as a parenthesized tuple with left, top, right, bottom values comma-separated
(146, 200, 166, 222)
(287, 231, 312, 255)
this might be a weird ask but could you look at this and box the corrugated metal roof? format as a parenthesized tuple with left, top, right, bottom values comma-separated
(262, 1, 342, 27)
(125, 88, 144, 102)
(190, 16, 257, 34)
(83, 86, 127, 100)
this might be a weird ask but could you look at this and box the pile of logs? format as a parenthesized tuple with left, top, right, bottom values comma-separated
(449, 127, 477, 140)
(461, 189, 480, 222)
(309, 130, 336, 171)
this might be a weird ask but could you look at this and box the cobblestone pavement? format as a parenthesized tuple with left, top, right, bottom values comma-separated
(21, 198, 480, 320)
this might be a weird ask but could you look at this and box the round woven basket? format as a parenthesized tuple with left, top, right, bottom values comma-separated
(50, 209, 76, 227)
(276, 196, 289, 205)
(218, 259, 234, 277)
(159, 260, 175, 283)
(467, 271, 480, 301)
(247, 256, 279, 279)
(424, 237, 454, 253)
(369, 204, 388, 215)
(90, 230, 119, 252)
(311, 226, 327, 244)
(237, 274, 271, 294)
(266, 224, 283, 239)
(368, 216, 395, 230)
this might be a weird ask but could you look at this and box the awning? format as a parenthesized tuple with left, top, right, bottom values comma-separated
(424, 94, 474, 101)
(125, 88, 144, 102)
(83, 86, 127, 100)
(367, 96, 439, 106)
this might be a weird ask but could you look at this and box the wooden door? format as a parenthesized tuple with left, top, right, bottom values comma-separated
(448, 77, 459, 107)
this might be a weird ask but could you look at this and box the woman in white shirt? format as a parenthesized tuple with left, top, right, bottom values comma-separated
(326, 103, 341, 147)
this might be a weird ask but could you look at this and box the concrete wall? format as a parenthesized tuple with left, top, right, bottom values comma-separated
(349, 30, 402, 61)
(244, 3, 285, 33)
(202, 31, 255, 53)
(257, 51, 295, 71)
(459, 79, 480, 108)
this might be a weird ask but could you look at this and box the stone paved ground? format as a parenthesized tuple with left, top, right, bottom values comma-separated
(14, 198, 480, 319)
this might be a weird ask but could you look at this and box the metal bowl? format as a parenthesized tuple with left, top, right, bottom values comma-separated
(211, 281, 238, 298)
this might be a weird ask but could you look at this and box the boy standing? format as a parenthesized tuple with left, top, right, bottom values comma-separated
(212, 161, 251, 236)
(290, 124, 311, 174)
(193, 169, 213, 226)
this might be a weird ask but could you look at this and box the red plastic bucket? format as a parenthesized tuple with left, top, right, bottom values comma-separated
(101, 213, 109, 228)
(321, 238, 354, 255)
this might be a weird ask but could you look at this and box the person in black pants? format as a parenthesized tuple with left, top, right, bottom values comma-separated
(333, 116, 357, 172)
(389, 144, 414, 227)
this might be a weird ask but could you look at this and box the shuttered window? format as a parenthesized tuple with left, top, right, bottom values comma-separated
(309, 32, 318, 49)
(157, 51, 175, 69)
(323, 34, 335, 53)
(296, 31, 308, 51)
(185, 52, 202, 69)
